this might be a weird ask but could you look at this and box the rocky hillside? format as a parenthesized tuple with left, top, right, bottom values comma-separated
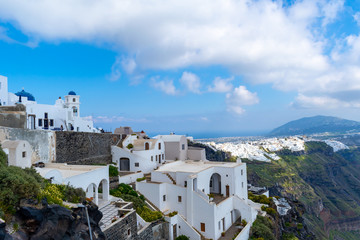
(268, 116, 360, 136)
(245, 142, 360, 239)
(188, 141, 232, 161)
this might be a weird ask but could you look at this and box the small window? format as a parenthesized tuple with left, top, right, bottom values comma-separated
(242, 182, 244, 188)
(156, 155, 158, 162)
(73, 98, 76, 102)
(22, 151, 26, 158)
(241, 169, 243, 175)
(159, 154, 161, 163)
(50, 119, 54, 127)
(163, 195, 166, 201)
(178, 196, 182, 202)
(184, 181, 187, 187)
(38, 119, 43, 126)
(151, 156, 153, 161)
(162, 154, 165, 160)
(201, 223, 205, 232)
(182, 144, 185, 150)
(135, 162, 139, 167)
(127, 229, 131, 236)
(44, 113, 48, 119)
(218, 221, 221, 230)
(158, 142, 161, 150)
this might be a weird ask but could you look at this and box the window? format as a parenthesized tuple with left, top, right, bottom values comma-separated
(145, 142, 150, 150)
(44, 113, 48, 119)
(241, 169, 243, 176)
(50, 119, 54, 127)
(38, 119, 43, 127)
(22, 151, 26, 158)
(242, 182, 244, 188)
(218, 221, 221, 230)
(135, 162, 139, 167)
(73, 98, 76, 102)
(182, 144, 185, 150)
(151, 156, 153, 161)
(158, 142, 161, 150)
(184, 181, 187, 187)
(156, 155, 158, 162)
(162, 154, 165, 160)
(159, 154, 161, 163)
(178, 196, 182, 202)
(127, 229, 131, 236)
(201, 223, 205, 232)
(163, 195, 166, 201)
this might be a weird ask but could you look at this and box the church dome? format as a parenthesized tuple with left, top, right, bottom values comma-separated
(15, 90, 35, 101)
(68, 91, 77, 95)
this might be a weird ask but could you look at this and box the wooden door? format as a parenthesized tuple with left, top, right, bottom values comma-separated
(226, 185, 230, 197)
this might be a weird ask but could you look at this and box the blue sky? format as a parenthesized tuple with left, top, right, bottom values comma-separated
(1, 0, 360, 138)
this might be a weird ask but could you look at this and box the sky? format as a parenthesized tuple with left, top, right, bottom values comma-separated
(1, 0, 360, 138)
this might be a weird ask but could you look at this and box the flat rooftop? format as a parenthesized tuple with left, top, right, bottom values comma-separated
(36, 163, 107, 178)
(156, 160, 242, 173)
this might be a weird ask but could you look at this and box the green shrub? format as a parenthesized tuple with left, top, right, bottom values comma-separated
(137, 206, 162, 222)
(136, 177, 146, 182)
(176, 235, 189, 240)
(168, 211, 178, 217)
(265, 207, 277, 216)
(261, 205, 267, 211)
(127, 144, 134, 149)
(109, 165, 119, 177)
(0, 165, 44, 213)
(250, 215, 276, 240)
(297, 223, 303, 230)
(39, 183, 64, 206)
(248, 192, 273, 205)
(242, 219, 247, 226)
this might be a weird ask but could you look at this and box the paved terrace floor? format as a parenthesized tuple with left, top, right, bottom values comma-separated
(219, 218, 243, 240)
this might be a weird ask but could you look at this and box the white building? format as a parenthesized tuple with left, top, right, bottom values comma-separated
(1, 140, 32, 168)
(137, 160, 259, 240)
(36, 163, 110, 206)
(0, 75, 98, 132)
(112, 134, 165, 173)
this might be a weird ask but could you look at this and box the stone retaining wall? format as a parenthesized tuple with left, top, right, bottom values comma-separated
(55, 131, 121, 164)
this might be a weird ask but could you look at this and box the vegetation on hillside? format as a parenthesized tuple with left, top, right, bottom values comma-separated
(0, 146, 85, 220)
(246, 141, 360, 239)
(110, 183, 162, 222)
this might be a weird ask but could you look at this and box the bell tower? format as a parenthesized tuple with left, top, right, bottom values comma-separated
(65, 91, 80, 117)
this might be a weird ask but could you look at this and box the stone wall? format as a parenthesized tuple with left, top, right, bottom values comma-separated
(138, 220, 169, 240)
(103, 210, 138, 240)
(55, 131, 121, 164)
(0, 126, 56, 163)
(0, 104, 26, 129)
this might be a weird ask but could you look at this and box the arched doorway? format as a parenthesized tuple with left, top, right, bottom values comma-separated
(119, 158, 130, 171)
(98, 179, 109, 204)
(209, 173, 221, 194)
(86, 183, 98, 205)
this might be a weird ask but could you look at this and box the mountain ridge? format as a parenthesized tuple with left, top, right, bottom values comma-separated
(268, 115, 360, 136)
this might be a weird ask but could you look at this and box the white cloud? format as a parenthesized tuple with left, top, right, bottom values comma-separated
(1, 0, 360, 110)
(226, 86, 259, 114)
(151, 76, 178, 95)
(208, 76, 234, 92)
(179, 72, 201, 93)
(292, 93, 360, 109)
(354, 12, 360, 26)
(122, 58, 137, 74)
(108, 57, 121, 81)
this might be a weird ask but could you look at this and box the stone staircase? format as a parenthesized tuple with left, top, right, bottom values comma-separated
(99, 203, 119, 230)
(165, 173, 176, 184)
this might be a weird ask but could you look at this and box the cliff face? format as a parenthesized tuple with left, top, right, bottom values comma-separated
(2, 200, 105, 240)
(246, 142, 360, 239)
